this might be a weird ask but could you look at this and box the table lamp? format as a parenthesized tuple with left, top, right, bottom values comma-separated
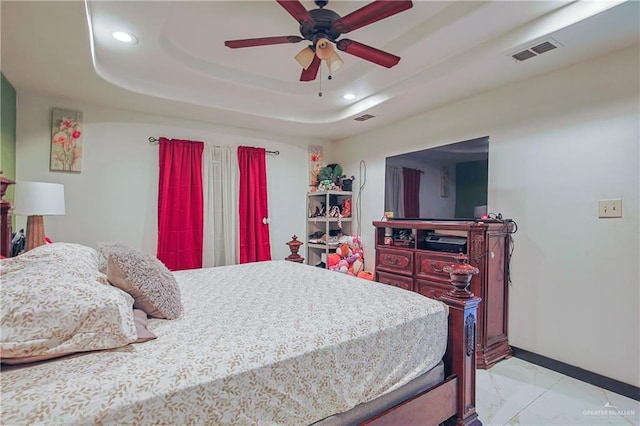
(13, 181, 66, 251)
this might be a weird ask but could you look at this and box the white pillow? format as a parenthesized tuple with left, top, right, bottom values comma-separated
(0, 243, 138, 364)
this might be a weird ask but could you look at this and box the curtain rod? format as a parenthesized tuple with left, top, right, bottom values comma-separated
(148, 137, 279, 156)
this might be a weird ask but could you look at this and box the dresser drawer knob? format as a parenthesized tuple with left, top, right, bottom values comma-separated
(385, 255, 399, 265)
(431, 262, 444, 273)
(429, 289, 436, 296)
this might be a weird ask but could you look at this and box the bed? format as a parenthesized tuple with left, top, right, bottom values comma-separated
(1, 243, 480, 425)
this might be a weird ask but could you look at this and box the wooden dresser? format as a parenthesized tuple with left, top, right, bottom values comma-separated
(373, 219, 513, 369)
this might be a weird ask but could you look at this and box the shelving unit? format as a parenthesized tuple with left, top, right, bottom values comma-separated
(306, 190, 352, 268)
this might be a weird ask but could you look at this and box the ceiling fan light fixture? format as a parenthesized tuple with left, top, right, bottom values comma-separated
(315, 38, 334, 61)
(224, 0, 414, 82)
(295, 46, 315, 70)
(325, 51, 343, 73)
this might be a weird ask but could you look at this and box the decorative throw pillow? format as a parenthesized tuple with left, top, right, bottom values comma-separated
(1, 243, 138, 364)
(101, 244, 183, 319)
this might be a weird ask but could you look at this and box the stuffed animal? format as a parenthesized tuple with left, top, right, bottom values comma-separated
(327, 253, 341, 270)
(350, 258, 364, 275)
(357, 271, 374, 281)
(335, 243, 352, 258)
(337, 259, 349, 273)
(329, 236, 366, 275)
(345, 253, 360, 264)
(348, 235, 364, 258)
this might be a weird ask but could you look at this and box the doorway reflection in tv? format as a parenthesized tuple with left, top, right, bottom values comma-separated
(384, 136, 489, 220)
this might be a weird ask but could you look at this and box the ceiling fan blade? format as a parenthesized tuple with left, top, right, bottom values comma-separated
(276, 0, 315, 26)
(225, 36, 303, 48)
(336, 39, 401, 68)
(332, 0, 413, 34)
(300, 55, 321, 81)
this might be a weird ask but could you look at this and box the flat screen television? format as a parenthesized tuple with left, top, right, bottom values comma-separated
(384, 136, 489, 220)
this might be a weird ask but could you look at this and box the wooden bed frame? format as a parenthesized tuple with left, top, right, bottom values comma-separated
(362, 254, 482, 426)
(0, 213, 479, 424)
(0, 173, 15, 258)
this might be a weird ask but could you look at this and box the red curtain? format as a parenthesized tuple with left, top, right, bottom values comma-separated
(238, 146, 271, 263)
(403, 167, 421, 218)
(157, 138, 204, 270)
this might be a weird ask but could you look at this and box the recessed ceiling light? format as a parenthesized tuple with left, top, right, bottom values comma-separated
(112, 31, 137, 44)
(342, 93, 356, 100)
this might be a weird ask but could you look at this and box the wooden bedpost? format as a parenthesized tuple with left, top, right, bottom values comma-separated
(441, 254, 482, 426)
(0, 173, 15, 258)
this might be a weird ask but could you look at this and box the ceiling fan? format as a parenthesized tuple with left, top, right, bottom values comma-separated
(224, 0, 413, 82)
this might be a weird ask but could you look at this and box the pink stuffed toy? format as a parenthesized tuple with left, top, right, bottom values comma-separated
(327, 253, 341, 270)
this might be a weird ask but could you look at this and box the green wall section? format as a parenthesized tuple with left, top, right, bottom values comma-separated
(1, 72, 17, 204)
(454, 160, 488, 218)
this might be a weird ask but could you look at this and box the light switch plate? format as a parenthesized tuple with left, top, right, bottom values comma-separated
(598, 199, 622, 218)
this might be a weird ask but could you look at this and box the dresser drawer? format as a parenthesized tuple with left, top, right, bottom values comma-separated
(415, 279, 452, 300)
(377, 271, 414, 292)
(415, 251, 458, 282)
(376, 247, 414, 276)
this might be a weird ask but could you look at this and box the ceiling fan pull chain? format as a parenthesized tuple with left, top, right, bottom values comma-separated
(318, 66, 323, 97)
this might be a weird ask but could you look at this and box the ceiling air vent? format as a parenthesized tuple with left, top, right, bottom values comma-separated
(512, 50, 537, 62)
(511, 38, 562, 62)
(530, 41, 558, 55)
(354, 114, 375, 122)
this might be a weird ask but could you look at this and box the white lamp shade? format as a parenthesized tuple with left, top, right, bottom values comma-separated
(325, 51, 343, 72)
(14, 182, 66, 216)
(295, 46, 315, 69)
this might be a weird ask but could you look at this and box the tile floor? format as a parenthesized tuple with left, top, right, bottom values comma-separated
(475, 357, 639, 425)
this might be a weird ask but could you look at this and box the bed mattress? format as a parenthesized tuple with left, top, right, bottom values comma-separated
(1, 260, 447, 425)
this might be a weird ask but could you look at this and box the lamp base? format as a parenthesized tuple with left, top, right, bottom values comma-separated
(26, 215, 45, 251)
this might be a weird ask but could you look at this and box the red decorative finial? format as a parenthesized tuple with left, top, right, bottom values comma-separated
(285, 235, 304, 263)
(443, 253, 479, 299)
(0, 171, 16, 203)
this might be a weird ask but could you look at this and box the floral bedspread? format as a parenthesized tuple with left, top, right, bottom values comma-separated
(1, 260, 447, 425)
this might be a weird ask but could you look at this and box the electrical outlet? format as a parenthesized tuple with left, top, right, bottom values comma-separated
(598, 199, 622, 218)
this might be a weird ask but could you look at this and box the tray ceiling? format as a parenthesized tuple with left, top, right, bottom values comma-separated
(1, 1, 637, 140)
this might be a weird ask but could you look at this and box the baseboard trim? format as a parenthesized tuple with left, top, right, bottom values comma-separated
(511, 347, 639, 401)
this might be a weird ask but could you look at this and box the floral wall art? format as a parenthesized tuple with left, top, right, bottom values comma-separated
(308, 145, 323, 187)
(50, 108, 83, 172)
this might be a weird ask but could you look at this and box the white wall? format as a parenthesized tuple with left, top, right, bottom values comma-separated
(15, 93, 334, 262)
(336, 45, 639, 386)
